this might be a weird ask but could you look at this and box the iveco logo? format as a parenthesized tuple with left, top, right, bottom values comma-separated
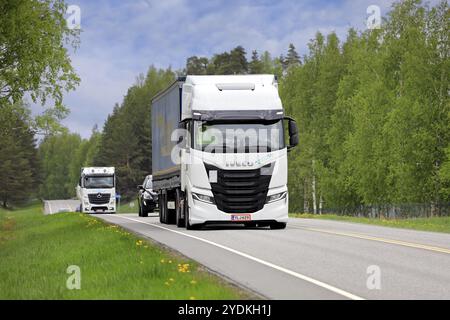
(96, 193, 102, 198)
(225, 160, 254, 167)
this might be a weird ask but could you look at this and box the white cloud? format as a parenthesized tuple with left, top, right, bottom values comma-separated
(39, 0, 440, 138)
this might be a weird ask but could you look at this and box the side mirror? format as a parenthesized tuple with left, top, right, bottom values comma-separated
(137, 185, 144, 190)
(285, 117, 299, 151)
(178, 119, 191, 148)
(178, 118, 191, 130)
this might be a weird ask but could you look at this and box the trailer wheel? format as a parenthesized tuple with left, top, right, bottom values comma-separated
(166, 190, 176, 225)
(175, 189, 184, 227)
(159, 192, 166, 223)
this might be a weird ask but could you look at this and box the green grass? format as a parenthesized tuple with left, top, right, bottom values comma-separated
(0, 204, 248, 299)
(290, 213, 450, 234)
(117, 199, 139, 214)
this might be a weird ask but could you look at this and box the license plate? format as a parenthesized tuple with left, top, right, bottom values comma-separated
(231, 214, 252, 222)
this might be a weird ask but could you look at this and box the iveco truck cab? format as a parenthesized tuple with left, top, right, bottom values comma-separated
(152, 75, 298, 229)
(77, 167, 116, 213)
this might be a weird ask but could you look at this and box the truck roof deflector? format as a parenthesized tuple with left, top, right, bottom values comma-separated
(216, 83, 255, 91)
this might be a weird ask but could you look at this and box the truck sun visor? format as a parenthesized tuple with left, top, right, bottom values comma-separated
(216, 83, 255, 91)
(192, 110, 284, 121)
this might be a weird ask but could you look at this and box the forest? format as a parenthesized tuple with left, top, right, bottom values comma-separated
(1, 0, 449, 216)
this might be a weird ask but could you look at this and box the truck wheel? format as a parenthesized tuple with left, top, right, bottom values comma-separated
(175, 189, 184, 227)
(159, 193, 166, 223)
(166, 190, 177, 225)
(270, 222, 287, 230)
(141, 207, 148, 218)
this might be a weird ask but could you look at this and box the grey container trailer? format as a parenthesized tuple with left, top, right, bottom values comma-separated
(151, 77, 185, 191)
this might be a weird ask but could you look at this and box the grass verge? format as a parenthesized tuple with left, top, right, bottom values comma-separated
(290, 213, 450, 234)
(0, 204, 249, 299)
(117, 199, 139, 214)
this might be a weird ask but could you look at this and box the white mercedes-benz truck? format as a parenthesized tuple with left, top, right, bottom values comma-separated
(152, 75, 298, 229)
(76, 167, 116, 214)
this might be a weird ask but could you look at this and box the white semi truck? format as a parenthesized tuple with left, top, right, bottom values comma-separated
(76, 167, 116, 213)
(152, 75, 298, 229)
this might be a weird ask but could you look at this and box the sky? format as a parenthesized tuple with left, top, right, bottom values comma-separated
(30, 0, 437, 138)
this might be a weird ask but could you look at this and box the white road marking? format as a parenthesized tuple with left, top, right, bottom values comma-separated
(106, 214, 365, 300)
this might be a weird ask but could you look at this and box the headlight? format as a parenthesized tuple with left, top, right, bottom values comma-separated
(192, 193, 215, 204)
(143, 192, 153, 200)
(266, 192, 287, 203)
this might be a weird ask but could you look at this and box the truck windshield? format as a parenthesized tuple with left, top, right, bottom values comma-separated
(84, 176, 114, 189)
(193, 120, 284, 153)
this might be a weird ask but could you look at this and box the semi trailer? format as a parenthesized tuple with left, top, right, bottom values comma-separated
(151, 75, 298, 229)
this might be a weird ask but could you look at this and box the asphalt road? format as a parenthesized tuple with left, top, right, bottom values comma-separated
(43, 199, 80, 215)
(90, 213, 450, 300)
(43, 200, 450, 299)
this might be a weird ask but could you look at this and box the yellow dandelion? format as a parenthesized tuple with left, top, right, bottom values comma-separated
(189, 296, 196, 300)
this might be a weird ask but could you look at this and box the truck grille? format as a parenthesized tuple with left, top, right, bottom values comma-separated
(88, 193, 111, 205)
(205, 164, 273, 214)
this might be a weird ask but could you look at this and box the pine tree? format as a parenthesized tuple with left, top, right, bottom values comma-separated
(186, 56, 209, 75)
(229, 46, 248, 74)
(249, 50, 264, 74)
(285, 43, 301, 69)
(0, 102, 39, 207)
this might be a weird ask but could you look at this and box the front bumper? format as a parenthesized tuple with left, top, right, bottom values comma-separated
(188, 190, 288, 225)
(83, 205, 116, 214)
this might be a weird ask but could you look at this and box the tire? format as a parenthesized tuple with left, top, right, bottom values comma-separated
(166, 190, 176, 225)
(141, 206, 148, 217)
(159, 192, 166, 223)
(175, 189, 184, 227)
(270, 222, 287, 230)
